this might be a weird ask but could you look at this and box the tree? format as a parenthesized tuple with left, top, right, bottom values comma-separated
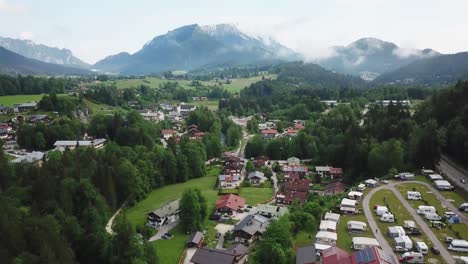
(253, 217, 293, 264)
(409, 120, 443, 168)
(368, 139, 404, 177)
(245, 161, 255, 173)
(179, 189, 202, 233)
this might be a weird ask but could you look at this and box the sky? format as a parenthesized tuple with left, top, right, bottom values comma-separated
(1, 0, 468, 64)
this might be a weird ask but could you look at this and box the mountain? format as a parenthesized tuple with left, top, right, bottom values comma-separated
(374, 52, 468, 85)
(94, 24, 300, 74)
(318, 38, 440, 80)
(0, 47, 91, 75)
(0, 37, 89, 69)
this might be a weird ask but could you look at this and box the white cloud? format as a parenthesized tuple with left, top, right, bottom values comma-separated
(0, 0, 28, 15)
(19, 31, 35, 40)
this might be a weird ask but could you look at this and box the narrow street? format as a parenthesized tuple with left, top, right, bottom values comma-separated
(438, 154, 468, 193)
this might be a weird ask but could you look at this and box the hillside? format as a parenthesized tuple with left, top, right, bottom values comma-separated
(94, 24, 300, 74)
(0, 37, 89, 69)
(318, 38, 440, 80)
(374, 52, 468, 85)
(0, 47, 90, 76)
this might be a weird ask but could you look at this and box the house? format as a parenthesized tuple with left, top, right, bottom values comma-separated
(275, 191, 309, 205)
(218, 174, 241, 189)
(260, 129, 278, 139)
(0, 105, 13, 114)
(434, 180, 453, 190)
(387, 226, 406, 238)
(296, 245, 320, 264)
(53, 139, 107, 151)
(319, 220, 337, 232)
(223, 163, 243, 176)
(329, 167, 343, 179)
(340, 198, 358, 214)
(147, 199, 179, 228)
(233, 214, 269, 244)
(284, 179, 311, 193)
(364, 179, 378, 187)
(178, 104, 196, 115)
(224, 156, 244, 166)
(324, 182, 347, 195)
(256, 204, 288, 219)
(287, 157, 301, 166)
(315, 166, 330, 177)
(140, 111, 165, 122)
(286, 127, 299, 137)
(347, 191, 363, 200)
(321, 247, 351, 264)
(253, 156, 269, 167)
(314, 231, 337, 246)
(29, 114, 50, 124)
(161, 130, 174, 140)
(167, 111, 182, 122)
(324, 212, 341, 223)
(13, 102, 37, 112)
(187, 231, 204, 248)
(294, 121, 305, 130)
(10, 151, 44, 164)
(283, 165, 309, 176)
(216, 194, 245, 214)
(352, 237, 380, 250)
(285, 172, 301, 181)
(347, 221, 367, 232)
(190, 244, 247, 264)
(350, 247, 392, 264)
(248, 171, 266, 185)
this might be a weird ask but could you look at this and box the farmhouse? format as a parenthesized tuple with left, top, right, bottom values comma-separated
(215, 194, 245, 214)
(284, 172, 301, 181)
(147, 199, 179, 228)
(315, 166, 343, 179)
(223, 163, 243, 176)
(248, 171, 266, 185)
(54, 138, 107, 151)
(434, 180, 453, 190)
(13, 102, 38, 112)
(275, 190, 309, 205)
(284, 179, 311, 192)
(283, 165, 309, 176)
(256, 204, 288, 219)
(233, 214, 269, 244)
(218, 174, 241, 189)
(253, 156, 269, 167)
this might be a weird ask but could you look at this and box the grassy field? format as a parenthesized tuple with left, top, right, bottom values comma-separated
(0, 94, 65, 106)
(110, 74, 277, 94)
(239, 186, 273, 205)
(190, 100, 219, 111)
(82, 98, 114, 114)
(369, 189, 445, 263)
(396, 183, 468, 242)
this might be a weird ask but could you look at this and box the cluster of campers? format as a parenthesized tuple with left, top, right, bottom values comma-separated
(375, 205, 395, 223)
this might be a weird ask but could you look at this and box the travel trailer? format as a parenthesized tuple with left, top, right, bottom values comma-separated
(415, 242, 428, 254)
(347, 221, 367, 233)
(357, 184, 366, 191)
(380, 213, 395, 223)
(352, 237, 380, 250)
(448, 240, 468, 253)
(406, 191, 422, 200)
(375, 206, 389, 216)
(394, 236, 413, 251)
(424, 212, 442, 221)
(400, 252, 424, 263)
(416, 205, 436, 215)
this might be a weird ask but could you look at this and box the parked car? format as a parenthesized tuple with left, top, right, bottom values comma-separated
(431, 246, 440, 255)
(461, 178, 466, 184)
(431, 221, 446, 228)
(215, 232, 221, 239)
(394, 246, 410, 252)
(243, 208, 250, 212)
(246, 205, 253, 209)
(236, 208, 244, 213)
(445, 212, 456, 219)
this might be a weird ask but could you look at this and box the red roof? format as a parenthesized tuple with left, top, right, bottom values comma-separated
(295, 123, 305, 129)
(330, 167, 343, 175)
(287, 128, 298, 134)
(161, 129, 173, 135)
(216, 194, 246, 211)
(284, 172, 301, 181)
(350, 247, 392, 264)
(284, 179, 311, 192)
(261, 129, 278, 135)
(322, 247, 351, 264)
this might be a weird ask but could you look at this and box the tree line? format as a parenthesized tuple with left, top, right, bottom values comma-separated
(0, 75, 77, 96)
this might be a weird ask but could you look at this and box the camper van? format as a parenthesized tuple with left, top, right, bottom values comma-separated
(416, 242, 428, 254)
(407, 191, 422, 200)
(380, 213, 395, 223)
(400, 252, 424, 263)
(394, 236, 413, 252)
(459, 203, 468, 212)
(416, 205, 436, 215)
(352, 237, 380, 250)
(424, 212, 442, 221)
(448, 240, 468, 252)
(375, 206, 389, 216)
(357, 184, 366, 191)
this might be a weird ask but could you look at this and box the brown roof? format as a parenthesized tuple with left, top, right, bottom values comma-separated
(216, 194, 246, 211)
(276, 190, 309, 204)
(325, 182, 347, 193)
(284, 172, 301, 181)
(191, 247, 241, 264)
(284, 179, 311, 192)
(330, 167, 343, 175)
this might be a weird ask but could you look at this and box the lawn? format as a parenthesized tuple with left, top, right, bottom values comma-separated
(239, 186, 273, 205)
(294, 230, 315, 249)
(82, 98, 114, 114)
(0, 94, 66, 106)
(190, 100, 219, 111)
(151, 226, 187, 264)
(369, 189, 445, 263)
(396, 183, 468, 242)
(336, 214, 372, 252)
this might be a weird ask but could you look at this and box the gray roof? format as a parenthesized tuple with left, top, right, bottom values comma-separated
(225, 243, 248, 255)
(54, 139, 106, 147)
(296, 245, 318, 264)
(187, 231, 204, 244)
(148, 199, 180, 218)
(256, 204, 288, 218)
(233, 214, 269, 236)
(190, 248, 238, 264)
(11, 151, 44, 163)
(248, 171, 265, 179)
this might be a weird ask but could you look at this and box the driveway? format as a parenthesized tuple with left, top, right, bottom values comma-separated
(148, 220, 179, 242)
(438, 155, 468, 193)
(183, 248, 197, 264)
(364, 182, 456, 264)
(215, 223, 234, 249)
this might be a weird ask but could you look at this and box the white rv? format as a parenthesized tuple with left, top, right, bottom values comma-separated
(415, 242, 428, 254)
(459, 203, 468, 212)
(448, 240, 468, 252)
(400, 252, 424, 263)
(394, 236, 413, 251)
(347, 221, 367, 232)
(380, 213, 395, 223)
(375, 206, 389, 216)
(352, 237, 380, 250)
(314, 231, 337, 245)
(406, 191, 422, 200)
(357, 184, 366, 191)
(424, 212, 441, 221)
(416, 205, 436, 215)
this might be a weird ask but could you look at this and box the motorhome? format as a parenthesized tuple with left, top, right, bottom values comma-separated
(394, 236, 413, 251)
(424, 212, 442, 221)
(415, 242, 428, 254)
(416, 205, 436, 215)
(347, 221, 367, 233)
(448, 240, 468, 253)
(352, 237, 380, 250)
(400, 252, 424, 263)
(375, 206, 389, 216)
(459, 203, 468, 212)
(380, 213, 395, 223)
(357, 184, 366, 191)
(406, 191, 422, 200)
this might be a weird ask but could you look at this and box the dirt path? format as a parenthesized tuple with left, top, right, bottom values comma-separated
(105, 203, 125, 234)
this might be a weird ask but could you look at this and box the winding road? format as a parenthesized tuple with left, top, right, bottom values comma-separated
(363, 181, 459, 264)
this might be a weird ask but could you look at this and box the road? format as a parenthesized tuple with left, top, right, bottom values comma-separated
(438, 154, 468, 193)
(364, 181, 457, 264)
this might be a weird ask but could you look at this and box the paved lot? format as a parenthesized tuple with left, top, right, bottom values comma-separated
(148, 220, 179, 242)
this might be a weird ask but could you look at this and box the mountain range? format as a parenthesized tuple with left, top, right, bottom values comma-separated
(317, 38, 441, 80)
(0, 47, 90, 76)
(94, 24, 300, 74)
(0, 36, 89, 69)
